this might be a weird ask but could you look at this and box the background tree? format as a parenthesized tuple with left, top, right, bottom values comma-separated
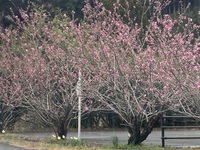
(0, 9, 98, 138)
(1, 0, 200, 28)
(54, 0, 85, 20)
(69, 0, 200, 145)
(0, 0, 30, 28)
(144, 9, 200, 118)
(1, 0, 200, 144)
(0, 29, 26, 132)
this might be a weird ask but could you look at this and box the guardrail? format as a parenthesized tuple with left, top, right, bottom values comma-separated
(161, 116, 200, 147)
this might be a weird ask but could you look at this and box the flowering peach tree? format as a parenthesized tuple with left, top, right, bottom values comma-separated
(69, 0, 200, 144)
(1, 0, 200, 145)
(0, 10, 96, 138)
(0, 42, 25, 132)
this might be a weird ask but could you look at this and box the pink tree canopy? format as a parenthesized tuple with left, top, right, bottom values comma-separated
(68, 0, 200, 144)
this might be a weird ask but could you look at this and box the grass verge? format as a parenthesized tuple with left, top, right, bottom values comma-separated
(0, 133, 198, 150)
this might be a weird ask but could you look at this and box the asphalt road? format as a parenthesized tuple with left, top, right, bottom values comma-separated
(0, 143, 27, 150)
(19, 129, 200, 147)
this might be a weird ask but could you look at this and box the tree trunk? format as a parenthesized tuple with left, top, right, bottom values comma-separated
(128, 117, 141, 145)
(0, 123, 3, 133)
(127, 113, 163, 145)
(57, 120, 67, 139)
(0, 112, 3, 132)
(140, 113, 163, 142)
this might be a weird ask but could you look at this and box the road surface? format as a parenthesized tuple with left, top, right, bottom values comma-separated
(19, 129, 200, 147)
(0, 143, 27, 150)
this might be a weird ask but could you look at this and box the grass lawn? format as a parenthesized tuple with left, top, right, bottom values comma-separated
(0, 133, 199, 150)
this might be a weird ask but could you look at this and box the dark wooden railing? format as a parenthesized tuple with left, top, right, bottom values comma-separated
(161, 116, 200, 147)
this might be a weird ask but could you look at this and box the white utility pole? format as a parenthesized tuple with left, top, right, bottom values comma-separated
(76, 70, 82, 140)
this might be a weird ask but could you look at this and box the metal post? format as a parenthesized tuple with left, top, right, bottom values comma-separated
(161, 128, 165, 147)
(161, 116, 165, 147)
(76, 70, 82, 140)
(78, 94, 81, 140)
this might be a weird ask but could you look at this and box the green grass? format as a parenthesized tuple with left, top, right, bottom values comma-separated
(0, 133, 196, 150)
(99, 144, 191, 150)
(112, 136, 119, 148)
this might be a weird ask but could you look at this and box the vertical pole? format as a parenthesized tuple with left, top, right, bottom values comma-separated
(161, 128, 165, 147)
(76, 70, 82, 140)
(78, 94, 81, 140)
(161, 116, 165, 147)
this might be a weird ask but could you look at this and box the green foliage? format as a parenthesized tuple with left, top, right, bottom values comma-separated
(69, 137, 85, 146)
(103, 144, 168, 150)
(54, 0, 85, 19)
(0, 133, 193, 150)
(103, 0, 149, 26)
(185, 6, 200, 25)
(112, 136, 119, 148)
(47, 137, 86, 147)
(45, 0, 150, 26)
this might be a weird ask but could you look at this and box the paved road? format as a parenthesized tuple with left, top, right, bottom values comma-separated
(19, 129, 200, 147)
(0, 143, 27, 150)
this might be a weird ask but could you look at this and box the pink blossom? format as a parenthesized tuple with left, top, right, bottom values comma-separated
(63, 13, 67, 18)
(83, 106, 89, 111)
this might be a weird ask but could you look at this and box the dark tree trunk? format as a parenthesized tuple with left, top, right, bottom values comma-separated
(128, 117, 141, 145)
(0, 122, 3, 132)
(57, 120, 68, 139)
(127, 113, 163, 145)
(0, 110, 4, 132)
(140, 113, 163, 142)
